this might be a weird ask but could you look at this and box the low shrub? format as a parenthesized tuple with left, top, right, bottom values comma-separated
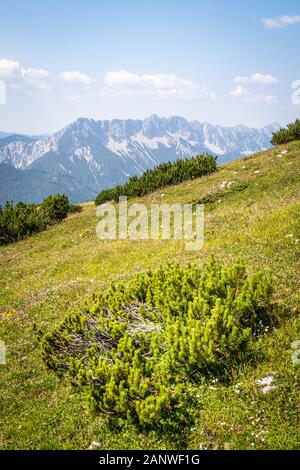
(68, 203, 83, 214)
(40, 194, 70, 221)
(271, 119, 300, 145)
(0, 194, 82, 245)
(39, 259, 273, 429)
(95, 154, 217, 205)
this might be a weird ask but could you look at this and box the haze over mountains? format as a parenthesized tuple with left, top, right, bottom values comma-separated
(0, 115, 279, 204)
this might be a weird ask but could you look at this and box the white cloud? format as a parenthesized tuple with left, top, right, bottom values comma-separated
(230, 85, 251, 98)
(60, 71, 96, 86)
(234, 73, 279, 85)
(23, 68, 49, 80)
(231, 72, 279, 105)
(262, 15, 300, 29)
(0, 59, 22, 81)
(230, 85, 278, 104)
(102, 70, 215, 99)
(0, 58, 50, 90)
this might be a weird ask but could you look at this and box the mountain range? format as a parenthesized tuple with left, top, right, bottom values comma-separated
(0, 115, 279, 205)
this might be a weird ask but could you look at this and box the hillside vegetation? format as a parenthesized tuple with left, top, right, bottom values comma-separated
(40, 260, 273, 431)
(271, 118, 300, 145)
(0, 194, 81, 245)
(0, 141, 299, 449)
(95, 153, 217, 205)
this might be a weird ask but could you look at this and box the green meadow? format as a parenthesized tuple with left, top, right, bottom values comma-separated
(0, 141, 299, 449)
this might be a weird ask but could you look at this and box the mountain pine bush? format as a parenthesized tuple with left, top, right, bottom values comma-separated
(0, 194, 82, 245)
(39, 259, 273, 429)
(271, 118, 300, 145)
(40, 194, 70, 222)
(95, 153, 217, 205)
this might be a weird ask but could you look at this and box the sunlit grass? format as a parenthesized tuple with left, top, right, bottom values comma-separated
(0, 141, 299, 449)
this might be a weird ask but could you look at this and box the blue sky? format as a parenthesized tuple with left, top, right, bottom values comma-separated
(0, 0, 299, 133)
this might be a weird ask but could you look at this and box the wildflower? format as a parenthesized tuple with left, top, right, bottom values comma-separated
(199, 443, 208, 450)
(256, 375, 273, 386)
(256, 374, 276, 394)
(89, 441, 101, 449)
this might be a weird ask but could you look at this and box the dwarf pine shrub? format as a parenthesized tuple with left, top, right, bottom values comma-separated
(271, 119, 300, 145)
(40, 194, 70, 221)
(39, 259, 273, 428)
(0, 194, 82, 245)
(95, 153, 217, 205)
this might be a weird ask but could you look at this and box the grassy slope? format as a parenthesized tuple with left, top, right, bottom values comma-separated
(0, 142, 299, 450)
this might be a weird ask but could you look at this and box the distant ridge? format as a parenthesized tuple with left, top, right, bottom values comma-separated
(0, 116, 279, 204)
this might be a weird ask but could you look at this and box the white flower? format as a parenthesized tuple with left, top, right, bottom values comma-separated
(199, 443, 208, 450)
(256, 374, 276, 394)
(89, 441, 101, 449)
(256, 375, 274, 386)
